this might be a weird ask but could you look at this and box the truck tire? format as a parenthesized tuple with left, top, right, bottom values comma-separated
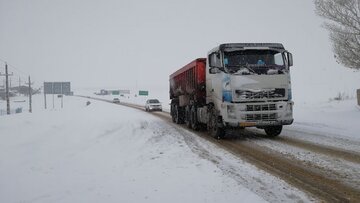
(185, 106, 191, 128)
(264, 125, 282, 137)
(211, 122, 225, 139)
(174, 105, 184, 124)
(208, 108, 225, 139)
(190, 106, 199, 130)
(171, 105, 176, 123)
(174, 105, 180, 124)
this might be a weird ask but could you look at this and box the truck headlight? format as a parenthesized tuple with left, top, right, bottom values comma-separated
(285, 103, 293, 117)
(288, 89, 292, 101)
(287, 103, 293, 111)
(227, 105, 236, 119)
(239, 105, 247, 111)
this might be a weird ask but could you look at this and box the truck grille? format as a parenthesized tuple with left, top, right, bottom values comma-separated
(246, 104, 276, 111)
(246, 113, 277, 121)
(236, 88, 285, 100)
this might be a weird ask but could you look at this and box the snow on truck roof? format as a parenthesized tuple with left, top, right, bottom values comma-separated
(206, 43, 286, 55)
(219, 43, 285, 50)
(169, 43, 285, 78)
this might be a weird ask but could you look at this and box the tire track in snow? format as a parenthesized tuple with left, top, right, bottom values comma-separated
(162, 119, 311, 202)
(80, 95, 360, 202)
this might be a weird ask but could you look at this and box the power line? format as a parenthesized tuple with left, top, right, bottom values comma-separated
(0, 57, 30, 77)
(0, 57, 43, 89)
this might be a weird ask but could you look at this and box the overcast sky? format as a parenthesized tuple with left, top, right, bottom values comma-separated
(0, 0, 359, 102)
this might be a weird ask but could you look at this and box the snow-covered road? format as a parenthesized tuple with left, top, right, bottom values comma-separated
(1, 94, 360, 202)
(0, 95, 312, 203)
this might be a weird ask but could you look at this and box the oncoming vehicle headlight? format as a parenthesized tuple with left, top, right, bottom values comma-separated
(227, 105, 236, 119)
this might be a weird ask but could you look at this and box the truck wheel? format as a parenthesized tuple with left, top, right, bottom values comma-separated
(264, 126, 282, 137)
(171, 105, 176, 123)
(190, 106, 199, 130)
(174, 105, 184, 124)
(185, 106, 191, 128)
(174, 105, 180, 124)
(208, 109, 225, 139)
(211, 124, 225, 139)
(211, 127, 225, 140)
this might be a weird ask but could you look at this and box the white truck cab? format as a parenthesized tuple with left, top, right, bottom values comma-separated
(204, 43, 294, 137)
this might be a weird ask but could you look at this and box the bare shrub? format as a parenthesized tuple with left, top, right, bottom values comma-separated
(315, 0, 360, 70)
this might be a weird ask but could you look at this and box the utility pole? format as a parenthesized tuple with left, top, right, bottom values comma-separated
(44, 92, 47, 109)
(0, 63, 13, 115)
(25, 76, 33, 113)
(17, 77, 22, 96)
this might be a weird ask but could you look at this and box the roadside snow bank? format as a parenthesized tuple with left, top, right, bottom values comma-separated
(293, 99, 360, 140)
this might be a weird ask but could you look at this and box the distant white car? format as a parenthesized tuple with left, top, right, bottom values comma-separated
(145, 99, 162, 111)
(112, 98, 120, 104)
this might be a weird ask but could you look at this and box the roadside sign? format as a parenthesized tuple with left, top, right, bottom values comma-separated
(62, 82, 71, 94)
(53, 82, 62, 94)
(138, 90, 148, 96)
(112, 90, 120, 95)
(43, 82, 71, 95)
(44, 82, 53, 94)
(119, 90, 130, 94)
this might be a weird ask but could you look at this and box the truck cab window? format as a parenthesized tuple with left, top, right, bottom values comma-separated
(274, 53, 284, 66)
(224, 50, 286, 74)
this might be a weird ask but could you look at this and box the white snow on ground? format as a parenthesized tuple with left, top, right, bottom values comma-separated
(292, 99, 360, 140)
(249, 135, 360, 190)
(1, 88, 359, 203)
(0, 95, 313, 203)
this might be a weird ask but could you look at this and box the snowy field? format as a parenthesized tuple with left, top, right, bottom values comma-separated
(1, 95, 315, 203)
(293, 99, 360, 140)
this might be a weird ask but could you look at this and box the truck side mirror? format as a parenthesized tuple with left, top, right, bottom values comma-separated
(209, 52, 222, 68)
(209, 67, 221, 74)
(287, 52, 293, 67)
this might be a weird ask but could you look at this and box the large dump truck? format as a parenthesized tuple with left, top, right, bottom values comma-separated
(170, 43, 294, 138)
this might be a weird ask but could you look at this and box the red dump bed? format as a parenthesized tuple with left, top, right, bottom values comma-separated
(169, 58, 206, 102)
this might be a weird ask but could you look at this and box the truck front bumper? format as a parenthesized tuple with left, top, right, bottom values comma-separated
(221, 101, 294, 127)
(225, 119, 293, 128)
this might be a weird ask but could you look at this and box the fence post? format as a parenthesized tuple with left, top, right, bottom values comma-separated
(357, 89, 360, 106)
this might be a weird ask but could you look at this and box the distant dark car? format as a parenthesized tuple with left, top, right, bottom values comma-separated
(112, 98, 120, 104)
(145, 99, 162, 111)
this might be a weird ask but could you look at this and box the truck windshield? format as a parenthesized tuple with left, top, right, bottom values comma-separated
(223, 50, 286, 75)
